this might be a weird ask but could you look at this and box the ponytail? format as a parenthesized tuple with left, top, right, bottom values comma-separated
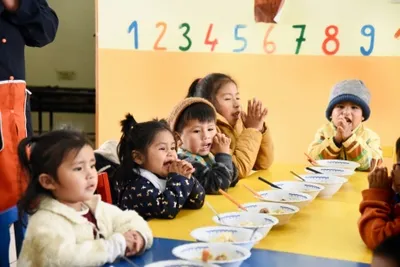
(187, 78, 201, 97)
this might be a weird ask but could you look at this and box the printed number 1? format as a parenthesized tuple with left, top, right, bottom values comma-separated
(127, 21, 139, 49)
(233, 24, 247, 53)
(292, 24, 306, 54)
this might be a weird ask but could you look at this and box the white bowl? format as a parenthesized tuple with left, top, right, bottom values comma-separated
(145, 260, 219, 267)
(255, 190, 313, 208)
(172, 242, 251, 267)
(295, 174, 348, 198)
(190, 226, 263, 250)
(212, 211, 278, 237)
(305, 166, 355, 177)
(272, 181, 325, 200)
(240, 202, 299, 226)
(316, 159, 360, 170)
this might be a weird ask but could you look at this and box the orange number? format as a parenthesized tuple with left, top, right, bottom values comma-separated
(154, 22, 167, 51)
(322, 25, 340, 55)
(263, 25, 276, 54)
(204, 24, 218, 52)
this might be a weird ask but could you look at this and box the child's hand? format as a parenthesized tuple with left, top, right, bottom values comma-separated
(169, 160, 195, 178)
(336, 115, 352, 142)
(124, 230, 145, 256)
(241, 98, 268, 132)
(368, 167, 392, 190)
(211, 133, 231, 154)
(2, 0, 19, 11)
(392, 165, 400, 193)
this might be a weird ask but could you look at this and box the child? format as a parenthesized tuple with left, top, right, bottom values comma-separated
(358, 137, 400, 250)
(113, 114, 205, 220)
(188, 73, 274, 178)
(371, 234, 400, 267)
(308, 79, 382, 171)
(168, 97, 238, 194)
(16, 130, 153, 267)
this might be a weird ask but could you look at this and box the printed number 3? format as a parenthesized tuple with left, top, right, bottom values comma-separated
(179, 23, 192, 51)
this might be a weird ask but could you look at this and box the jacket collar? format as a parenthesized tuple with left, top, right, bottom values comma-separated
(38, 194, 102, 224)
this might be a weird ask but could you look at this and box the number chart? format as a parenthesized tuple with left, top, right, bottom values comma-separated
(99, 20, 400, 57)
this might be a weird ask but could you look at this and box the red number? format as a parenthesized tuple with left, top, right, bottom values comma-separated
(263, 25, 276, 54)
(154, 22, 167, 51)
(204, 24, 218, 52)
(322, 25, 340, 55)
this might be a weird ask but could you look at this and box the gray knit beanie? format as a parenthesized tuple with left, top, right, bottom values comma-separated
(325, 79, 371, 121)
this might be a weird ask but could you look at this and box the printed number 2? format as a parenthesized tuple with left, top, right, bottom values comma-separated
(233, 24, 247, 53)
(154, 22, 167, 51)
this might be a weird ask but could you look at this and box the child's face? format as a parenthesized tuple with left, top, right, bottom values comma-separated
(214, 82, 241, 126)
(371, 255, 397, 267)
(180, 119, 217, 156)
(331, 101, 364, 130)
(51, 145, 98, 210)
(142, 130, 177, 177)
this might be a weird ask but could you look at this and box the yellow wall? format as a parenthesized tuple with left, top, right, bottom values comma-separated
(97, 51, 399, 164)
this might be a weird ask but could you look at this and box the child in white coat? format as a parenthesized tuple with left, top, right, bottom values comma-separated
(16, 130, 153, 267)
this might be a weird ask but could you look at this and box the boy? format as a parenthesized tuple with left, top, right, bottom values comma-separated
(358, 138, 400, 249)
(308, 79, 382, 171)
(168, 97, 238, 194)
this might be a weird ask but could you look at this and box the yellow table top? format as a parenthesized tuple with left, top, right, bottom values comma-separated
(148, 163, 372, 264)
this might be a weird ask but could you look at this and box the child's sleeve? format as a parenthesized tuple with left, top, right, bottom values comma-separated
(17, 214, 126, 266)
(183, 179, 206, 209)
(358, 188, 400, 249)
(343, 131, 382, 171)
(101, 202, 153, 253)
(183, 153, 236, 194)
(308, 127, 341, 160)
(231, 128, 263, 178)
(120, 175, 195, 219)
(254, 126, 274, 170)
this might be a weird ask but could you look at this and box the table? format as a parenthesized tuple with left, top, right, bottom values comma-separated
(109, 163, 372, 266)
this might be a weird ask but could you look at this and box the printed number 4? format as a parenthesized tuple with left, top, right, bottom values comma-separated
(205, 24, 218, 52)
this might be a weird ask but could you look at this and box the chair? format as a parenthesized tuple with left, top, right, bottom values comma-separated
(0, 206, 26, 267)
(97, 172, 113, 204)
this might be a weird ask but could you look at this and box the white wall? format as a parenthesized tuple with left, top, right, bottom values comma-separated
(25, 0, 96, 136)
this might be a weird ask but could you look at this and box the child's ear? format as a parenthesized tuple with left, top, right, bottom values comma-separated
(174, 132, 183, 148)
(132, 150, 144, 165)
(38, 174, 57, 190)
(362, 116, 365, 121)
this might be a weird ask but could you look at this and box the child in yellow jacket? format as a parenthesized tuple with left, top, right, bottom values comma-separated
(308, 79, 382, 171)
(188, 73, 274, 178)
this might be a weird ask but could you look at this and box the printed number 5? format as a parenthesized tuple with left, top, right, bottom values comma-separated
(233, 24, 247, 53)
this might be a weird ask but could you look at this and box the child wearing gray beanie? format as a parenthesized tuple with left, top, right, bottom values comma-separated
(307, 79, 382, 171)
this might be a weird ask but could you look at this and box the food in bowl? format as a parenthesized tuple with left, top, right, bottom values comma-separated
(238, 221, 257, 227)
(210, 232, 236, 242)
(259, 208, 269, 213)
(259, 207, 286, 214)
(202, 249, 228, 262)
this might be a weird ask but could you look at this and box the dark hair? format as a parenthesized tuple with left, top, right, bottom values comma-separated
(117, 113, 174, 175)
(373, 234, 400, 266)
(187, 73, 237, 104)
(396, 137, 400, 161)
(17, 130, 92, 220)
(174, 103, 216, 134)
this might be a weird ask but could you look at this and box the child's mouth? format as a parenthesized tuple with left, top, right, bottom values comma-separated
(344, 117, 352, 123)
(163, 160, 173, 167)
(232, 111, 240, 119)
(201, 143, 212, 150)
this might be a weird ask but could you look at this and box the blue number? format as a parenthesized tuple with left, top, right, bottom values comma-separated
(128, 21, 139, 49)
(233, 24, 247, 53)
(360, 25, 375, 56)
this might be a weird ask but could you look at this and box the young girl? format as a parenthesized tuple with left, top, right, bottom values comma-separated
(308, 79, 382, 171)
(188, 73, 274, 178)
(17, 130, 153, 267)
(113, 114, 205, 220)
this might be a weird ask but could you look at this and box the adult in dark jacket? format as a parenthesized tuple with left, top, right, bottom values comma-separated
(0, 0, 58, 212)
